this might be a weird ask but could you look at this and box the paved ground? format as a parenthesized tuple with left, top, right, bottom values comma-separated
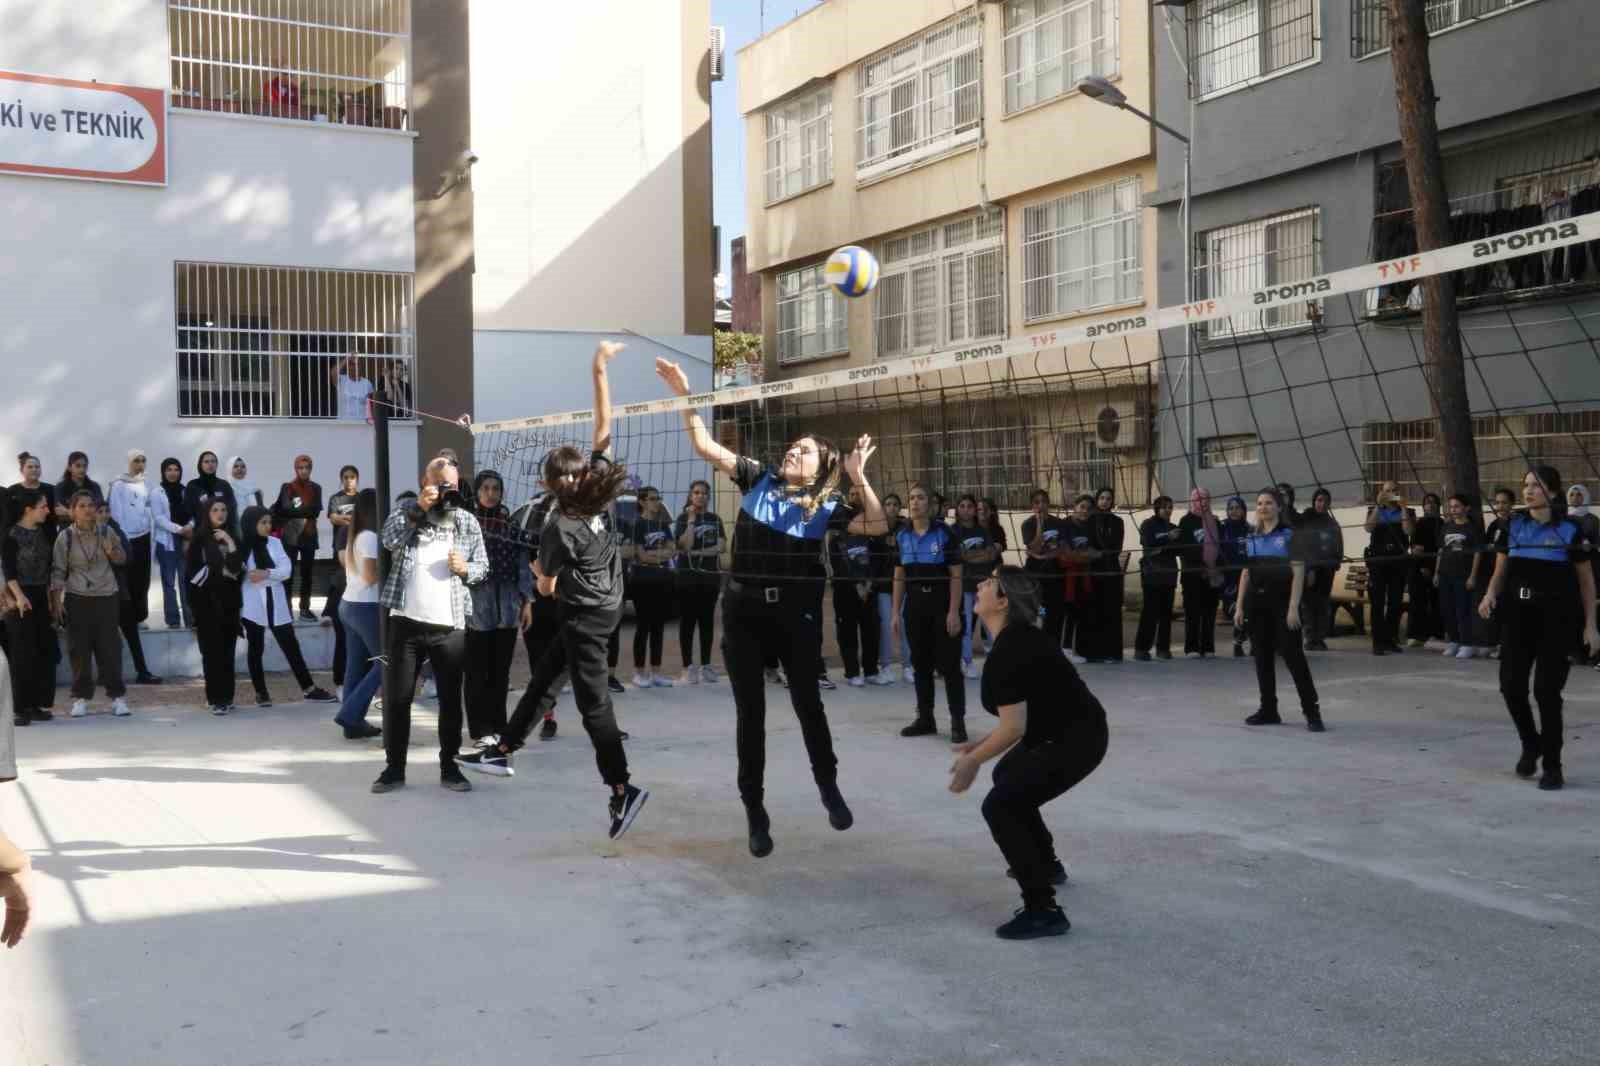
(1, 637, 1596, 1066)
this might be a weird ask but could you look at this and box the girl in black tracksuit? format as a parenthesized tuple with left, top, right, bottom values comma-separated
(187, 498, 244, 714)
(1297, 488, 1344, 650)
(674, 479, 724, 682)
(1134, 496, 1179, 659)
(1020, 490, 1066, 649)
(893, 484, 966, 742)
(626, 486, 676, 687)
(1081, 488, 1126, 663)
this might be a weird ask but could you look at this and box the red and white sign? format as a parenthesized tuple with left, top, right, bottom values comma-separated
(0, 69, 167, 186)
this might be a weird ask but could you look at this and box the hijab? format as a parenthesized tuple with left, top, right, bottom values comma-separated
(192, 450, 226, 497)
(160, 458, 190, 525)
(291, 454, 314, 491)
(228, 455, 261, 510)
(1189, 487, 1220, 568)
(471, 469, 518, 583)
(1567, 483, 1590, 518)
(237, 505, 275, 570)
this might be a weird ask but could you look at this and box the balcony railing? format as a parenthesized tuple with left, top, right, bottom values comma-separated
(1351, 0, 1545, 59)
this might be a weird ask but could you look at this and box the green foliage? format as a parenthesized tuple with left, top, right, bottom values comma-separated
(713, 331, 763, 373)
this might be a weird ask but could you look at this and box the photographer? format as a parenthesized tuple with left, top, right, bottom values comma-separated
(1364, 481, 1413, 656)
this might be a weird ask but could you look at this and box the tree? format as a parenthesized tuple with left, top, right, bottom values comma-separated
(1387, 0, 1481, 504)
(713, 331, 763, 377)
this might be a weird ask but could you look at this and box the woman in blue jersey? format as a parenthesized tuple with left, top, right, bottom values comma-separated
(892, 484, 966, 743)
(656, 357, 886, 858)
(1234, 488, 1323, 732)
(1478, 466, 1598, 790)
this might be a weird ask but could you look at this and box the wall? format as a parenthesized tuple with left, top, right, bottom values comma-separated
(469, 0, 712, 338)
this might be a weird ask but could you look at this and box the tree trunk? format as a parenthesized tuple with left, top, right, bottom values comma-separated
(1386, 0, 1481, 505)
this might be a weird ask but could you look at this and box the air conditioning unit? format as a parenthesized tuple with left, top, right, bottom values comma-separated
(709, 26, 726, 82)
(1094, 402, 1150, 451)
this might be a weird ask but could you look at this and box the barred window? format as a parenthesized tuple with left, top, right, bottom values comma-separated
(169, 0, 412, 130)
(176, 263, 415, 419)
(776, 263, 849, 365)
(1189, 0, 1319, 99)
(1351, 0, 1544, 58)
(876, 209, 1005, 357)
(1022, 176, 1142, 323)
(856, 13, 981, 180)
(1195, 207, 1322, 338)
(1200, 433, 1261, 469)
(1002, 0, 1119, 114)
(764, 87, 833, 203)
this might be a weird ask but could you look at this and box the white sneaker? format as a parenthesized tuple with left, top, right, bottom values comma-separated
(112, 698, 131, 717)
(848, 674, 866, 688)
(70, 699, 89, 718)
(679, 669, 700, 686)
(963, 662, 980, 680)
(867, 671, 894, 686)
(1442, 643, 1459, 657)
(371, 697, 384, 713)
(700, 664, 720, 683)
(651, 674, 674, 688)
(902, 666, 915, 684)
(1455, 646, 1475, 659)
(422, 679, 438, 700)
(1067, 652, 1089, 665)
(336, 686, 344, 702)
(562, 681, 574, 693)
(633, 673, 653, 689)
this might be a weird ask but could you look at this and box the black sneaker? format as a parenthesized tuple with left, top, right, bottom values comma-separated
(995, 905, 1070, 940)
(298, 610, 317, 623)
(1515, 750, 1539, 778)
(608, 784, 648, 839)
(343, 723, 382, 740)
(746, 804, 773, 858)
(13, 713, 30, 727)
(30, 709, 53, 722)
(210, 704, 229, 717)
(1538, 766, 1564, 791)
(1155, 650, 1172, 661)
(607, 675, 625, 694)
(1007, 861, 1069, 886)
(817, 674, 836, 691)
(1244, 709, 1283, 726)
(951, 720, 969, 745)
(456, 747, 513, 777)
(256, 693, 273, 708)
(441, 766, 474, 792)
(900, 717, 937, 738)
(540, 717, 558, 741)
(818, 782, 853, 831)
(371, 768, 405, 793)
(1304, 710, 1326, 733)
(1233, 643, 1246, 658)
(1133, 651, 1152, 662)
(134, 672, 164, 685)
(303, 687, 338, 703)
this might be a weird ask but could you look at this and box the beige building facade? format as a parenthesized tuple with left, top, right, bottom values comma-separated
(737, 0, 1162, 506)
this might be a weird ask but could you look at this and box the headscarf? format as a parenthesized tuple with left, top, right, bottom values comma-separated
(237, 505, 274, 570)
(471, 469, 518, 582)
(159, 458, 190, 526)
(1189, 487, 1219, 569)
(192, 450, 226, 498)
(228, 455, 261, 510)
(1567, 483, 1590, 517)
(291, 454, 314, 491)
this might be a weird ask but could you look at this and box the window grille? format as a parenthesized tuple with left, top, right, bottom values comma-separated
(169, 0, 411, 129)
(876, 209, 1005, 357)
(176, 262, 416, 420)
(1351, 0, 1544, 58)
(764, 87, 833, 203)
(776, 262, 850, 365)
(1022, 177, 1143, 322)
(1188, 0, 1318, 99)
(1002, 0, 1119, 114)
(1199, 433, 1262, 469)
(1195, 206, 1322, 338)
(856, 13, 982, 179)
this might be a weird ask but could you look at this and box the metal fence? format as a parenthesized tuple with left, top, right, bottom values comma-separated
(1351, 0, 1541, 58)
(1362, 410, 1600, 500)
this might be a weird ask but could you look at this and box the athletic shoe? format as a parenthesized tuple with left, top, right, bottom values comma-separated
(818, 781, 853, 831)
(12, 713, 29, 727)
(848, 674, 866, 688)
(299, 610, 317, 623)
(1244, 709, 1283, 726)
(899, 717, 937, 738)
(29, 710, 53, 722)
(440, 766, 473, 792)
(304, 686, 337, 703)
(1515, 750, 1539, 778)
(764, 667, 786, 687)
(1134, 651, 1152, 662)
(1007, 861, 1069, 886)
(608, 784, 649, 839)
(1155, 650, 1172, 661)
(112, 698, 131, 717)
(422, 679, 438, 700)
(633, 673, 653, 689)
(1487, 647, 1500, 660)
(256, 694, 274, 708)
(69, 700, 89, 718)
(1407, 638, 1425, 648)
(607, 676, 625, 694)
(867, 671, 894, 686)
(817, 674, 836, 691)
(679, 669, 700, 686)
(562, 681, 574, 693)
(700, 664, 720, 683)
(1455, 646, 1475, 659)
(1185, 651, 1202, 659)
(1442, 643, 1459, 657)
(343, 723, 382, 740)
(210, 704, 229, 717)
(539, 717, 558, 741)
(746, 804, 773, 858)
(1066, 652, 1088, 666)
(951, 720, 968, 745)
(336, 686, 344, 702)
(371, 768, 404, 793)
(134, 672, 163, 685)
(650, 674, 674, 688)
(902, 666, 915, 684)
(1304, 710, 1326, 733)
(995, 906, 1070, 940)
(963, 662, 980, 680)
(1538, 766, 1565, 791)
(456, 747, 512, 777)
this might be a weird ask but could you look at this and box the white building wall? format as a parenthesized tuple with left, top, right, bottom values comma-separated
(0, 0, 419, 538)
(469, 0, 690, 336)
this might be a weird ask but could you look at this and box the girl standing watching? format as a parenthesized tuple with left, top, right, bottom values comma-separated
(674, 479, 724, 684)
(952, 493, 994, 678)
(188, 500, 244, 715)
(975, 497, 1008, 655)
(1177, 488, 1220, 657)
(54, 452, 102, 524)
(1082, 488, 1127, 663)
(1133, 496, 1179, 661)
(656, 355, 883, 858)
(8, 454, 57, 544)
(1435, 493, 1485, 660)
(1021, 490, 1066, 651)
(1298, 488, 1343, 651)
(1219, 496, 1251, 657)
(334, 489, 384, 739)
(50, 492, 128, 718)
(151, 458, 194, 628)
(871, 493, 908, 682)
(3, 489, 58, 723)
(893, 485, 966, 742)
(1478, 466, 1597, 790)
(1483, 487, 1516, 660)
(949, 567, 1107, 941)
(237, 506, 337, 708)
(626, 487, 676, 689)
(1236, 490, 1322, 731)
(272, 456, 323, 621)
(464, 469, 525, 743)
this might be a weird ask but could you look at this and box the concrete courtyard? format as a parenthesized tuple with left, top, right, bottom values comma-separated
(0, 638, 1596, 1065)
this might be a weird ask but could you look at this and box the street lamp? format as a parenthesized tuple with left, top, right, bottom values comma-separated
(1078, 75, 1196, 496)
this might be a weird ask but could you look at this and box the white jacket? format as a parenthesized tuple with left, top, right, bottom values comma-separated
(239, 535, 296, 628)
(108, 476, 153, 539)
(150, 486, 191, 552)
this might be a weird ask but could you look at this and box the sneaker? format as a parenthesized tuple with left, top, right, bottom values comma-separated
(764, 667, 786, 687)
(336, 686, 344, 702)
(1442, 643, 1460, 657)
(633, 673, 653, 689)
(951, 720, 968, 745)
(422, 679, 438, 701)
(817, 674, 836, 691)
(440, 766, 473, 792)
(1155, 650, 1172, 661)
(608, 784, 649, 839)
(456, 747, 512, 777)
(563, 681, 575, 693)
(343, 723, 382, 739)
(371, 768, 405, 793)
(1304, 710, 1326, 733)
(963, 662, 980, 680)
(607, 675, 625, 694)
(1407, 638, 1425, 648)
(540, 717, 558, 741)
(112, 698, 131, 717)
(699, 664, 720, 683)
(304, 686, 337, 703)
(867, 671, 895, 686)
(679, 668, 701, 686)
(299, 610, 318, 623)
(371, 697, 384, 713)
(256, 693, 273, 708)
(1066, 652, 1089, 666)
(1455, 646, 1475, 659)
(69, 700, 89, 718)
(210, 704, 229, 717)
(1134, 651, 1152, 662)
(848, 674, 866, 688)
(12, 713, 29, 727)
(1487, 647, 1500, 660)
(746, 804, 773, 858)
(1515, 750, 1539, 778)
(1244, 709, 1283, 726)
(1538, 766, 1564, 791)
(902, 666, 915, 684)
(818, 781, 853, 831)
(899, 717, 937, 738)
(650, 674, 674, 688)
(1007, 861, 1069, 886)
(1185, 651, 1202, 659)
(134, 672, 163, 685)
(30, 710, 53, 722)
(995, 905, 1070, 941)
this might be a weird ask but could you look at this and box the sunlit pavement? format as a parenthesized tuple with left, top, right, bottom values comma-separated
(1, 639, 1596, 1065)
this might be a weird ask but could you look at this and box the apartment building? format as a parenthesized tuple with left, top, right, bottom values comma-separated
(1149, 0, 1600, 502)
(737, 0, 1163, 506)
(0, 0, 467, 515)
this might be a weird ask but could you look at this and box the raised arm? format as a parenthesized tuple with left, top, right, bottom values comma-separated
(591, 341, 624, 456)
(656, 357, 739, 478)
(841, 436, 886, 536)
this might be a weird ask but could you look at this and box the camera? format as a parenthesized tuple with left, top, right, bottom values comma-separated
(439, 487, 467, 512)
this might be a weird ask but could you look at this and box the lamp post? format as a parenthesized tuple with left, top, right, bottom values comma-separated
(1078, 75, 1195, 496)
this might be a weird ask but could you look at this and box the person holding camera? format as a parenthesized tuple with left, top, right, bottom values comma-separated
(50, 491, 129, 719)
(1364, 481, 1413, 655)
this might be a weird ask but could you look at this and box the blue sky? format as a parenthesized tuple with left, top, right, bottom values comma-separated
(712, 0, 826, 291)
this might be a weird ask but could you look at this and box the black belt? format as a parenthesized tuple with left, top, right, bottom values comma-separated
(727, 579, 786, 604)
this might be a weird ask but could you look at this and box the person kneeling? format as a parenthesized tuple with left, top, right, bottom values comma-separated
(950, 568, 1108, 941)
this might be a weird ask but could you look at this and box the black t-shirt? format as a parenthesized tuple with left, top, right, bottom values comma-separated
(511, 495, 556, 605)
(538, 455, 623, 612)
(950, 521, 992, 594)
(1139, 516, 1179, 584)
(980, 621, 1108, 748)
(328, 490, 358, 553)
(1411, 514, 1442, 572)
(729, 456, 836, 587)
(868, 516, 904, 593)
(1244, 522, 1311, 607)
(1089, 510, 1126, 575)
(627, 512, 676, 584)
(5, 483, 58, 543)
(1297, 510, 1343, 569)
(825, 504, 875, 584)
(674, 510, 725, 583)
(1176, 512, 1210, 571)
(1020, 514, 1064, 574)
(1436, 518, 1483, 580)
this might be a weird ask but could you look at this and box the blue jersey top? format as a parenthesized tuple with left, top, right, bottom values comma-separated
(1494, 510, 1592, 605)
(896, 521, 960, 602)
(729, 456, 836, 586)
(1244, 523, 1309, 606)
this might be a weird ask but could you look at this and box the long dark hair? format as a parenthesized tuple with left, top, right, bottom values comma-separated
(784, 432, 842, 520)
(61, 450, 88, 482)
(543, 446, 631, 518)
(980, 496, 1003, 540)
(346, 488, 379, 574)
(238, 505, 274, 569)
(990, 565, 1043, 630)
(1531, 464, 1565, 517)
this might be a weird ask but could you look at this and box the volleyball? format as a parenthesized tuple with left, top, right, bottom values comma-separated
(825, 245, 879, 298)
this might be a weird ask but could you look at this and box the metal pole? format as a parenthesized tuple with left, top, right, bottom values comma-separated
(1183, 141, 1195, 497)
(373, 392, 392, 707)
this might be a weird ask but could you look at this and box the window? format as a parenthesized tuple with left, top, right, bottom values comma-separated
(776, 263, 849, 365)
(169, 0, 411, 129)
(764, 87, 833, 203)
(1022, 177, 1143, 323)
(176, 263, 415, 419)
(856, 13, 981, 179)
(1195, 207, 1321, 338)
(1352, 0, 1543, 58)
(875, 209, 1005, 357)
(1189, 0, 1318, 98)
(1199, 433, 1261, 469)
(1002, 0, 1119, 114)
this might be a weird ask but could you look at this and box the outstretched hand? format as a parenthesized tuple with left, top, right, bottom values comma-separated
(595, 340, 625, 369)
(655, 357, 691, 397)
(841, 434, 876, 485)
